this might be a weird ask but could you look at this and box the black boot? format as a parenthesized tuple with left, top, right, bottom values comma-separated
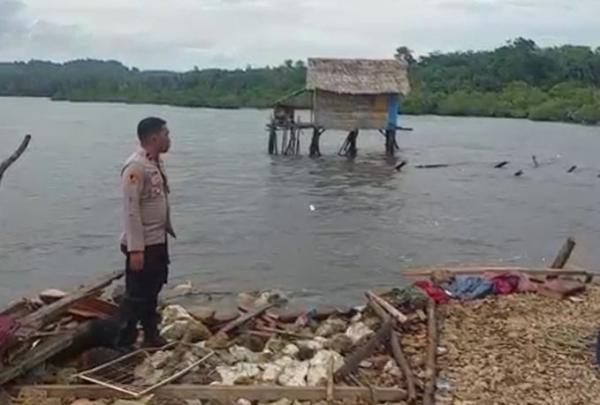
(117, 321, 139, 349)
(141, 314, 167, 348)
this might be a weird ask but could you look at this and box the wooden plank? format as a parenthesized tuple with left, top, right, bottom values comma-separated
(551, 237, 576, 270)
(0, 134, 31, 186)
(218, 303, 275, 335)
(404, 266, 594, 278)
(0, 332, 75, 385)
(16, 270, 124, 336)
(15, 385, 407, 402)
(335, 320, 392, 381)
(423, 299, 438, 405)
(366, 292, 408, 323)
(391, 331, 417, 403)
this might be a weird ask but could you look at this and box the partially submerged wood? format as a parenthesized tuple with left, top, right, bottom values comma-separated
(14, 384, 407, 402)
(423, 299, 437, 405)
(0, 135, 31, 186)
(391, 331, 417, 403)
(335, 320, 392, 381)
(551, 237, 576, 270)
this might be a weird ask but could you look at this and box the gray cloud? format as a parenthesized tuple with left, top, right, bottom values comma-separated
(1, 0, 600, 70)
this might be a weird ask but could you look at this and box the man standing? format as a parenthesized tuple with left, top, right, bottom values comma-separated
(118, 117, 175, 348)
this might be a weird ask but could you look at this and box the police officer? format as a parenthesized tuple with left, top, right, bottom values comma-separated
(118, 117, 175, 348)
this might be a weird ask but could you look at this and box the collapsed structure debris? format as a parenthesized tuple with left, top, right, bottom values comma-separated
(1, 238, 598, 404)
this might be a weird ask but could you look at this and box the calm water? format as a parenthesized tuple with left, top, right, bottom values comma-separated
(1, 97, 599, 306)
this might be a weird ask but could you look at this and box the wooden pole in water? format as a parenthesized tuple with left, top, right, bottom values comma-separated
(551, 237, 576, 270)
(268, 124, 277, 155)
(385, 129, 396, 157)
(309, 128, 322, 157)
(0, 134, 31, 187)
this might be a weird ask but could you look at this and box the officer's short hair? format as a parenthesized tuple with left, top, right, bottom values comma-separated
(137, 117, 166, 142)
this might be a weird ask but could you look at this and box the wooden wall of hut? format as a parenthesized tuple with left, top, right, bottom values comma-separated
(313, 90, 388, 130)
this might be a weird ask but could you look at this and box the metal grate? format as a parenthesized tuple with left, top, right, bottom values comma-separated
(77, 343, 214, 398)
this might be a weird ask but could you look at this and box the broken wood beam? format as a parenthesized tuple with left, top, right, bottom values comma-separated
(16, 270, 124, 336)
(0, 134, 31, 186)
(366, 292, 408, 324)
(390, 331, 417, 403)
(0, 331, 76, 385)
(404, 266, 595, 279)
(218, 302, 275, 335)
(551, 237, 576, 270)
(13, 384, 407, 402)
(423, 299, 438, 405)
(335, 320, 393, 381)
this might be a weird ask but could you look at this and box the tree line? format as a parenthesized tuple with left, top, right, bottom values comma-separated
(0, 38, 599, 124)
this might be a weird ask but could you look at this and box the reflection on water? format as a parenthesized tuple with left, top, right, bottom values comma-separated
(1, 97, 600, 305)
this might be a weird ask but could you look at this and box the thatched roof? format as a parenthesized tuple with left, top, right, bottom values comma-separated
(306, 58, 410, 96)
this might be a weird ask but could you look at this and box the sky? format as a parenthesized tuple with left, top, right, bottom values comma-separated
(0, 0, 599, 71)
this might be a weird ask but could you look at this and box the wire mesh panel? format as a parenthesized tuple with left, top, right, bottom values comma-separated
(77, 343, 214, 398)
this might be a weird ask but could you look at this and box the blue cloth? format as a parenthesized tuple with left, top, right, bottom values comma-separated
(446, 276, 493, 300)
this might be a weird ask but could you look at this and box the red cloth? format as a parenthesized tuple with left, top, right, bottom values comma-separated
(0, 315, 18, 350)
(415, 280, 450, 303)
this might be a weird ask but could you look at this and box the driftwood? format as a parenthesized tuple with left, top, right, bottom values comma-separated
(14, 384, 407, 402)
(423, 299, 437, 405)
(391, 331, 417, 403)
(218, 303, 275, 335)
(404, 266, 595, 279)
(551, 237, 576, 270)
(366, 292, 408, 323)
(415, 164, 450, 169)
(0, 331, 76, 385)
(0, 135, 31, 186)
(335, 320, 392, 381)
(16, 270, 124, 336)
(494, 161, 509, 168)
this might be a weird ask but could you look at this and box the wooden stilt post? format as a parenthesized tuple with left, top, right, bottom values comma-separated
(310, 128, 322, 157)
(385, 129, 396, 157)
(268, 124, 277, 155)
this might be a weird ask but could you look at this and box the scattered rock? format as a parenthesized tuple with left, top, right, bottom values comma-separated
(186, 305, 216, 322)
(162, 305, 193, 325)
(235, 399, 251, 405)
(70, 400, 97, 405)
(313, 305, 337, 320)
(282, 343, 300, 357)
(277, 358, 309, 386)
(307, 350, 344, 386)
(236, 333, 266, 352)
(268, 308, 306, 323)
(315, 318, 347, 337)
(383, 359, 403, 378)
(269, 400, 292, 405)
(205, 332, 231, 350)
(296, 338, 327, 352)
(260, 362, 283, 383)
(345, 321, 374, 344)
(39, 289, 67, 304)
(265, 338, 287, 353)
(326, 333, 354, 354)
(160, 320, 189, 341)
(187, 319, 213, 342)
(214, 309, 239, 324)
(230, 345, 261, 363)
(297, 345, 316, 361)
(216, 363, 260, 385)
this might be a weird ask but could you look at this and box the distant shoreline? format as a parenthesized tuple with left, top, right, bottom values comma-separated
(2, 95, 597, 127)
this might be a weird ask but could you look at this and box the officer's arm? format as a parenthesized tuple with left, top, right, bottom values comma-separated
(122, 164, 145, 252)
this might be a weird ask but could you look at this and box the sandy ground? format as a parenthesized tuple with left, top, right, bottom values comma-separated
(438, 285, 600, 404)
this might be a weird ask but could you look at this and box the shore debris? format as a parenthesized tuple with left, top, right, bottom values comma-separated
(3, 237, 599, 403)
